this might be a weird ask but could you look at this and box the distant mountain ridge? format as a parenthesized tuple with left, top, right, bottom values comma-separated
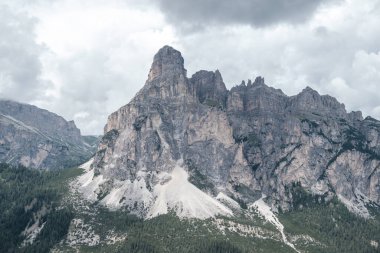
(0, 99, 98, 169)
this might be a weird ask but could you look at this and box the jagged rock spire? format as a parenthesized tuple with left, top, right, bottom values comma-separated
(190, 70, 228, 107)
(253, 76, 265, 86)
(147, 45, 186, 82)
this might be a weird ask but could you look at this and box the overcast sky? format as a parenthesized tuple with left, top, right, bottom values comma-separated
(1, 0, 380, 135)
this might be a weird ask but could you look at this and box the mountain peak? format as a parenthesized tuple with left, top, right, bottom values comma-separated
(301, 86, 319, 94)
(147, 45, 186, 82)
(253, 76, 265, 86)
(92, 46, 380, 224)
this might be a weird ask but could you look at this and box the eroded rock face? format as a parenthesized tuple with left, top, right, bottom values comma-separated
(190, 70, 227, 108)
(0, 100, 98, 169)
(90, 45, 380, 217)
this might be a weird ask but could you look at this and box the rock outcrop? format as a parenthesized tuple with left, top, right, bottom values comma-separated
(82, 46, 380, 218)
(0, 100, 98, 169)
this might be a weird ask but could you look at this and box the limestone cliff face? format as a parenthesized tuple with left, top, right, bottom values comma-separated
(93, 46, 248, 192)
(90, 46, 380, 217)
(0, 100, 98, 169)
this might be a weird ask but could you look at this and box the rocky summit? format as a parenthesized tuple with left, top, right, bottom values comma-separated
(80, 45, 380, 219)
(0, 100, 98, 169)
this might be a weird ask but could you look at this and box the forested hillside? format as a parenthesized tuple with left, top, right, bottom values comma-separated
(1, 162, 380, 253)
(0, 163, 76, 252)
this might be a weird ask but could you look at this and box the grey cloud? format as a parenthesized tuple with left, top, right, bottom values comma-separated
(50, 52, 122, 135)
(0, 6, 50, 102)
(155, 0, 335, 30)
(0, 1, 159, 135)
(43, 46, 153, 135)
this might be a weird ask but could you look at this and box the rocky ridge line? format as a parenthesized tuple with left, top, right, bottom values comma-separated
(82, 45, 379, 219)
